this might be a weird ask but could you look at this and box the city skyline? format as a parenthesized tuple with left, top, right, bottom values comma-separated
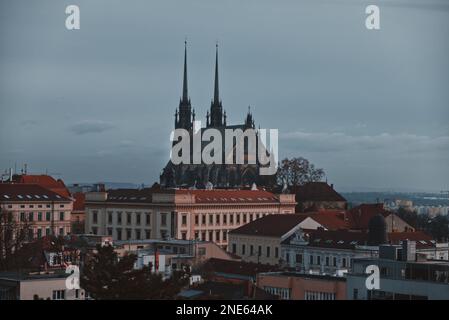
(1, 0, 448, 192)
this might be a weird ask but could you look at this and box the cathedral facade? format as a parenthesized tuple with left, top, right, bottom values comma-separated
(160, 43, 274, 189)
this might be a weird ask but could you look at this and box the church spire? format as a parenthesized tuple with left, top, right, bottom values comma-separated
(182, 40, 188, 103)
(214, 43, 219, 104)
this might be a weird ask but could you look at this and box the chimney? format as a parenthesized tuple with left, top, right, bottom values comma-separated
(330, 183, 334, 189)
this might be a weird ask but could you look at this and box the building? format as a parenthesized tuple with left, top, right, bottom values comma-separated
(0, 271, 85, 300)
(256, 272, 347, 300)
(0, 184, 73, 239)
(10, 174, 71, 198)
(346, 241, 449, 300)
(347, 203, 414, 232)
(292, 182, 347, 212)
(281, 227, 447, 276)
(85, 188, 296, 249)
(227, 212, 348, 266)
(71, 192, 85, 234)
(160, 43, 275, 188)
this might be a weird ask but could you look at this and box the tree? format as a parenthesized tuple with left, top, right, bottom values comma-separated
(81, 245, 189, 299)
(0, 207, 32, 271)
(276, 157, 325, 186)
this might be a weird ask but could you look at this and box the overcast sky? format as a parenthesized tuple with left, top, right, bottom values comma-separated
(0, 0, 448, 192)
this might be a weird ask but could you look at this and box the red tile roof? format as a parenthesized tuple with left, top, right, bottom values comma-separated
(347, 203, 391, 230)
(72, 192, 85, 212)
(12, 174, 71, 198)
(175, 189, 280, 204)
(229, 214, 307, 237)
(0, 184, 72, 202)
(298, 210, 349, 231)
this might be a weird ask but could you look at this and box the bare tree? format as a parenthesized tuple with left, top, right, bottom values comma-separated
(276, 157, 325, 186)
(0, 207, 32, 271)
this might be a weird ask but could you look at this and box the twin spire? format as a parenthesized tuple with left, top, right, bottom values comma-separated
(178, 41, 224, 128)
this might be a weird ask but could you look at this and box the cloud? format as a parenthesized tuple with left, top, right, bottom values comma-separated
(281, 131, 449, 155)
(70, 120, 116, 135)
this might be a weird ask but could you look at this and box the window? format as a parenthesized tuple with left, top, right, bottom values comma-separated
(182, 215, 187, 226)
(266, 246, 270, 258)
(201, 232, 206, 241)
(161, 213, 167, 226)
(223, 230, 227, 241)
(38, 212, 42, 221)
(223, 214, 227, 224)
(59, 228, 64, 236)
(230, 214, 234, 224)
(107, 228, 113, 236)
(209, 231, 213, 241)
(126, 212, 132, 225)
(108, 212, 113, 224)
(317, 256, 321, 265)
(181, 232, 187, 240)
(136, 213, 141, 225)
(117, 228, 122, 240)
(20, 212, 25, 222)
(258, 246, 262, 257)
(194, 232, 199, 239)
(202, 215, 206, 225)
(136, 229, 141, 240)
(342, 258, 347, 268)
(195, 215, 199, 225)
(296, 254, 302, 263)
(52, 290, 65, 300)
(243, 214, 247, 223)
(46, 212, 51, 221)
(242, 244, 246, 255)
(216, 231, 220, 242)
(250, 245, 254, 256)
(309, 255, 314, 265)
(92, 211, 98, 224)
(146, 213, 151, 225)
(92, 227, 97, 235)
(37, 229, 42, 238)
(325, 257, 330, 266)
(236, 214, 240, 224)
(232, 244, 237, 254)
(45, 228, 51, 236)
(145, 230, 151, 239)
(333, 257, 337, 267)
(127, 229, 132, 240)
(215, 214, 220, 225)
(59, 212, 64, 221)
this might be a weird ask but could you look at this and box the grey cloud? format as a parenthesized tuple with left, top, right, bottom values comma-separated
(69, 120, 116, 135)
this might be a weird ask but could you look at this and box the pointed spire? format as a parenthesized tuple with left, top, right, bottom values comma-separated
(213, 43, 219, 104)
(182, 40, 188, 102)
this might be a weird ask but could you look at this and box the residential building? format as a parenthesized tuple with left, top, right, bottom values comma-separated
(0, 271, 85, 300)
(346, 241, 449, 300)
(257, 272, 347, 300)
(85, 188, 296, 249)
(0, 184, 73, 239)
(291, 182, 347, 212)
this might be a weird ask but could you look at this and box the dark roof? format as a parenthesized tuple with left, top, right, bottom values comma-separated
(259, 271, 347, 282)
(0, 184, 72, 202)
(175, 189, 280, 204)
(203, 258, 281, 278)
(293, 182, 346, 202)
(229, 214, 307, 237)
(106, 188, 152, 203)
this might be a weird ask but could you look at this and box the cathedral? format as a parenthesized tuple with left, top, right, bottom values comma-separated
(160, 43, 275, 189)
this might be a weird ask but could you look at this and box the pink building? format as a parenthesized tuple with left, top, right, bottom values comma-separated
(0, 184, 73, 239)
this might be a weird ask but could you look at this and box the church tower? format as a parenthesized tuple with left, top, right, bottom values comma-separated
(175, 41, 194, 130)
(207, 44, 224, 128)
